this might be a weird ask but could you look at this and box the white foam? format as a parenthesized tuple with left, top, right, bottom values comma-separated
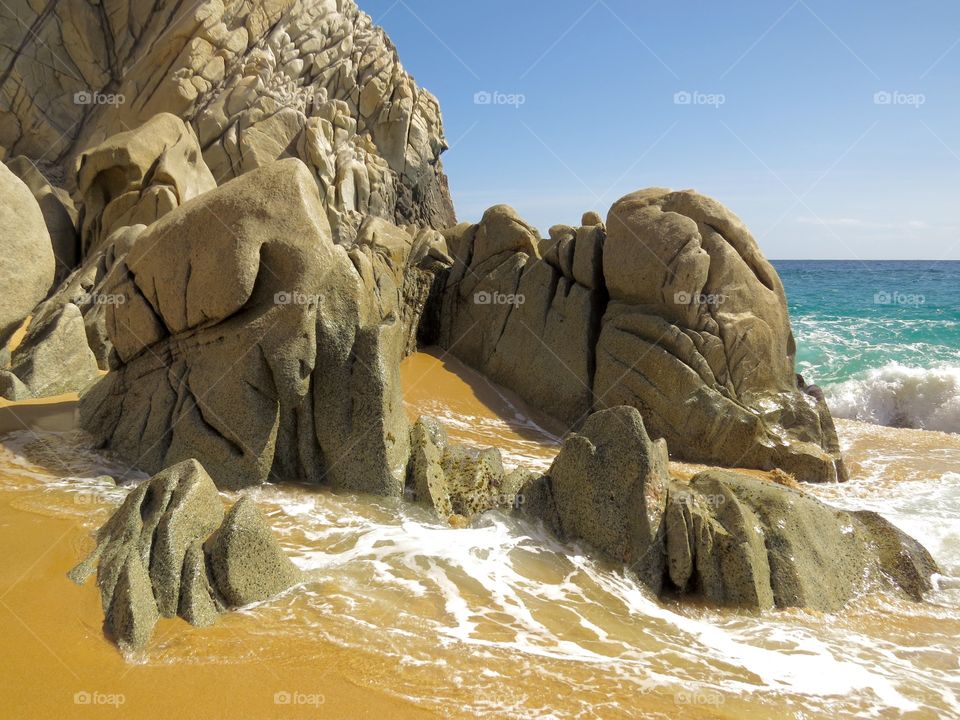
(827, 362, 960, 433)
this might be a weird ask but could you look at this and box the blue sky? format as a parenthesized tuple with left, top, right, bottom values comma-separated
(364, 0, 960, 259)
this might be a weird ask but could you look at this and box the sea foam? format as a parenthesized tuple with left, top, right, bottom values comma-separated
(827, 363, 960, 433)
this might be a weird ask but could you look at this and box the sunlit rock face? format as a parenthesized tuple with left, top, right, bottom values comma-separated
(439, 191, 846, 483)
(0, 0, 455, 241)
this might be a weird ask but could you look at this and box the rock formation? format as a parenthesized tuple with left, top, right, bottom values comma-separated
(79, 157, 429, 493)
(518, 406, 937, 612)
(407, 415, 529, 521)
(440, 192, 847, 483)
(0, 0, 455, 241)
(0, 162, 54, 347)
(68, 459, 300, 651)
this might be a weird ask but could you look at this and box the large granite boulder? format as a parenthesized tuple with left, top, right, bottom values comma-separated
(662, 470, 939, 611)
(0, 0, 455, 239)
(0, 162, 54, 347)
(440, 190, 846, 483)
(76, 113, 217, 254)
(545, 407, 668, 591)
(5, 156, 79, 283)
(1, 115, 218, 400)
(518, 406, 938, 613)
(5, 302, 100, 398)
(81, 158, 416, 494)
(68, 459, 301, 651)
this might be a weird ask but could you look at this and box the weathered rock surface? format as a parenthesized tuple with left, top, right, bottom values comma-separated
(514, 407, 937, 612)
(662, 470, 939, 611)
(440, 190, 846, 483)
(206, 496, 301, 606)
(77, 113, 217, 254)
(406, 415, 524, 522)
(545, 407, 668, 591)
(81, 157, 429, 493)
(5, 303, 100, 398)
(68, 459, 300, 651)
(5, 156, 79, 283)
(0, 0, 455, 239)
(0, 162, 54, 347)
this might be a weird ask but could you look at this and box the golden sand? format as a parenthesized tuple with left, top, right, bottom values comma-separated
(0, 349, 957, 718)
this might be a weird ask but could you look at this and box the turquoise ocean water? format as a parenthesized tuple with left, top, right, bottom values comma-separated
(773, 260, 960, 432)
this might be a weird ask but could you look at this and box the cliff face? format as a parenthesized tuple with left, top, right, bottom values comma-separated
(0, 0, 455, 240)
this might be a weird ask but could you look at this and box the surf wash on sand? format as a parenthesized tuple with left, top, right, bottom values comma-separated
(1, 1, 959, 718)
(1, 351, 959, 718)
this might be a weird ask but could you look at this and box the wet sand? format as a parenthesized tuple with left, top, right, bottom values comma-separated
(0, 348, 958, 718)
(0, 474, 437, 719)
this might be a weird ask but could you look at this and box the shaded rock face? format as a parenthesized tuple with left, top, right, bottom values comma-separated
(439, 191, 845, 483)
(80, 157, 431, 494)
(0, 162, 54, 347)
(68, 459, 301, 651)
(516, 406, 938, 613)
(0, 0, 455, 239)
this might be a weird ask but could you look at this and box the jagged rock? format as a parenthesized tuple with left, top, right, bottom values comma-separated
(0, 370, 30, 401)
(77, 113, 217, 254)
(545, 407, 668, 591)
(406, 415, 522, 521)
(440, 190, 846, 482)
(179, 541, 221, 628)
(5, 156, 79, 283)
(0, 0, 455, 239)
(4, 303, 100, 399)
(81, 158, 412, 493)
(440, 205, 601, 427)
(205, 496, 301, 606)
(663, 470, 940, 611)
(0, 162, 54, 347)
(69, 459, 299, 650)
(107, 551, 161, 653)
